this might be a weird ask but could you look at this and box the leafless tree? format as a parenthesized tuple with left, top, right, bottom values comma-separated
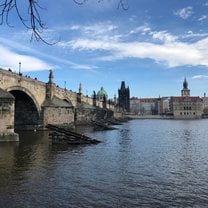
(0, 0, 128, 44)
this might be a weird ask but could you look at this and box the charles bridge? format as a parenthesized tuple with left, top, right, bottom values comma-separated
(0, 68, 116, 140)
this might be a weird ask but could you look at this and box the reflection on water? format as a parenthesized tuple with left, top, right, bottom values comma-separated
(1, 120, 208, 207)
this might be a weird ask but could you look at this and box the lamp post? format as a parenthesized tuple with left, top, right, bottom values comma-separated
(19, 62, 21, 75)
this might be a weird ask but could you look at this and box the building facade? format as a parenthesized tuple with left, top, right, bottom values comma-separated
(130, 98, 160, 115)
(170, 78, 203, 119)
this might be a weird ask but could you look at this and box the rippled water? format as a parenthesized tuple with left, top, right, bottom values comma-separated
(1, 119, 208, 207)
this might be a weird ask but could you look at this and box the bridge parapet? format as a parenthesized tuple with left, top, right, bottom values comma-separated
(0, 68, 46, 111)
(0, 68, 115, 130)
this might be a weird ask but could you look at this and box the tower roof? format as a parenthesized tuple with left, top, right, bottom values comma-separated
(121, 81, 126, 89)
(183, 77, 188, 89)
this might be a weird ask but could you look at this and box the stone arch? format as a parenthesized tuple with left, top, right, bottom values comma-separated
(63, 98, 73, 107)
(6, 86, 41, 129)
(6, 86, 41, 113)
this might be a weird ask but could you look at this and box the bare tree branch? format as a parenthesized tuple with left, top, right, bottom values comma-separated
(0, 0, 128, 45)
(0, 0, 58, 44)
(117, 0, 129, 10)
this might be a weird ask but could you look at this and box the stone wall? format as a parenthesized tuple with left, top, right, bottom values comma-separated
(0, 90, 19, 141)
(75, 107, 114, 125)
(42, 106, 74, 126)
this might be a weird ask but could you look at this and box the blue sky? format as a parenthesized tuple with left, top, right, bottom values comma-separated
(1, 0, 208, 98)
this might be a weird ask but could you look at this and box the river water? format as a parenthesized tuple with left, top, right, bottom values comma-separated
(1, 119, 208, 207)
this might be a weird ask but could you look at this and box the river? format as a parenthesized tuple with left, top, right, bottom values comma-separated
(1, 119, 208, 207)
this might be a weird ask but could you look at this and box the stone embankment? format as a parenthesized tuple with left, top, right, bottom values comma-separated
(126, 114, 173, 119)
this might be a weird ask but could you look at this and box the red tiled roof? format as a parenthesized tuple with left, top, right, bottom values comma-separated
(171, 96, 201, 102)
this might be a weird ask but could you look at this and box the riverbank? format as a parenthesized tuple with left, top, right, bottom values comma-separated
(126, 114, 173, 119)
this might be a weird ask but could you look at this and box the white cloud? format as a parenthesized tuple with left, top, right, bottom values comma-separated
(69, 22, 117, 36)
(70, 25, 80, 30)
(174, 6, 193, 19)
(57, 22, 208, 68)
(150, 31, 178, 43)
(61, 35, 208, 68)
(198, 15, 207, 21)
(192, 75, 208, 79)
(182, 31, 208, 39)
(0, 45, 52, 72)
(0, 37, 98, 72)
(129, 25, 151, 35)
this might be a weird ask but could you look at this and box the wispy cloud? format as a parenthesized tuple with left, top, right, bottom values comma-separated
(192, 75, 208, 79)
(198, 15, 207, 22)
(0, 37, 98, 72)
(0, 45, 52, 72)
(58, 22, 208, 68)
(182, 31, 208, 39)
(129, 25, 151, 35)
(150, 31, 178, 43)
(174, 6, 193, 19)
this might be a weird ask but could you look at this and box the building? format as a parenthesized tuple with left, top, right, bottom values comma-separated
(170, 78, 203, 119)
(159, 97, 171, 115)
(118, 81, 130, 112)
(130, 97, 160, 115)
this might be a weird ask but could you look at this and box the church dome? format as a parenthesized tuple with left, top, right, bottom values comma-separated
(97, 87, 108, 101)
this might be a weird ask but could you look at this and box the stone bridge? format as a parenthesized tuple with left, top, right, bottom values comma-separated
(0, 68, 114, 129)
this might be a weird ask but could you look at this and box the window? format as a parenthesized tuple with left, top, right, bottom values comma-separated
(180, 112, 182, 115)
(193, 112, 195, 115)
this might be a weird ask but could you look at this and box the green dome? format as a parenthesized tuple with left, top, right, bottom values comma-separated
(97, 87, 108, 100)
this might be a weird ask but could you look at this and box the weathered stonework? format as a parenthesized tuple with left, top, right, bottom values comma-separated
(0, 88, 19, 141)
(42, 97, 74, 126)
(0, 68, 115, 129)
(75, 103, 114, 125)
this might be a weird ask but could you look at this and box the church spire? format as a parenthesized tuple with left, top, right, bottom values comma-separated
(183, 77, 188, 89)
(181, 77, 190, 96)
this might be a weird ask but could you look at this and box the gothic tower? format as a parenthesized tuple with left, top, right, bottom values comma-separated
(181, 77, 190, 97)
(118, 81, 130, 112)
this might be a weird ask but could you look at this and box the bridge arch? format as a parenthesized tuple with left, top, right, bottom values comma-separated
(63, 98, 73, 107)
(6, 86, 41, 129)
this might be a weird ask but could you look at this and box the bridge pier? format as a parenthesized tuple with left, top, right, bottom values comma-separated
(0, 88, 19, 142)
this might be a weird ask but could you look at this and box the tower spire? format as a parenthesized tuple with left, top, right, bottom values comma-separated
(181, 77, 190, 96)
(183, 77, 188, 89)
